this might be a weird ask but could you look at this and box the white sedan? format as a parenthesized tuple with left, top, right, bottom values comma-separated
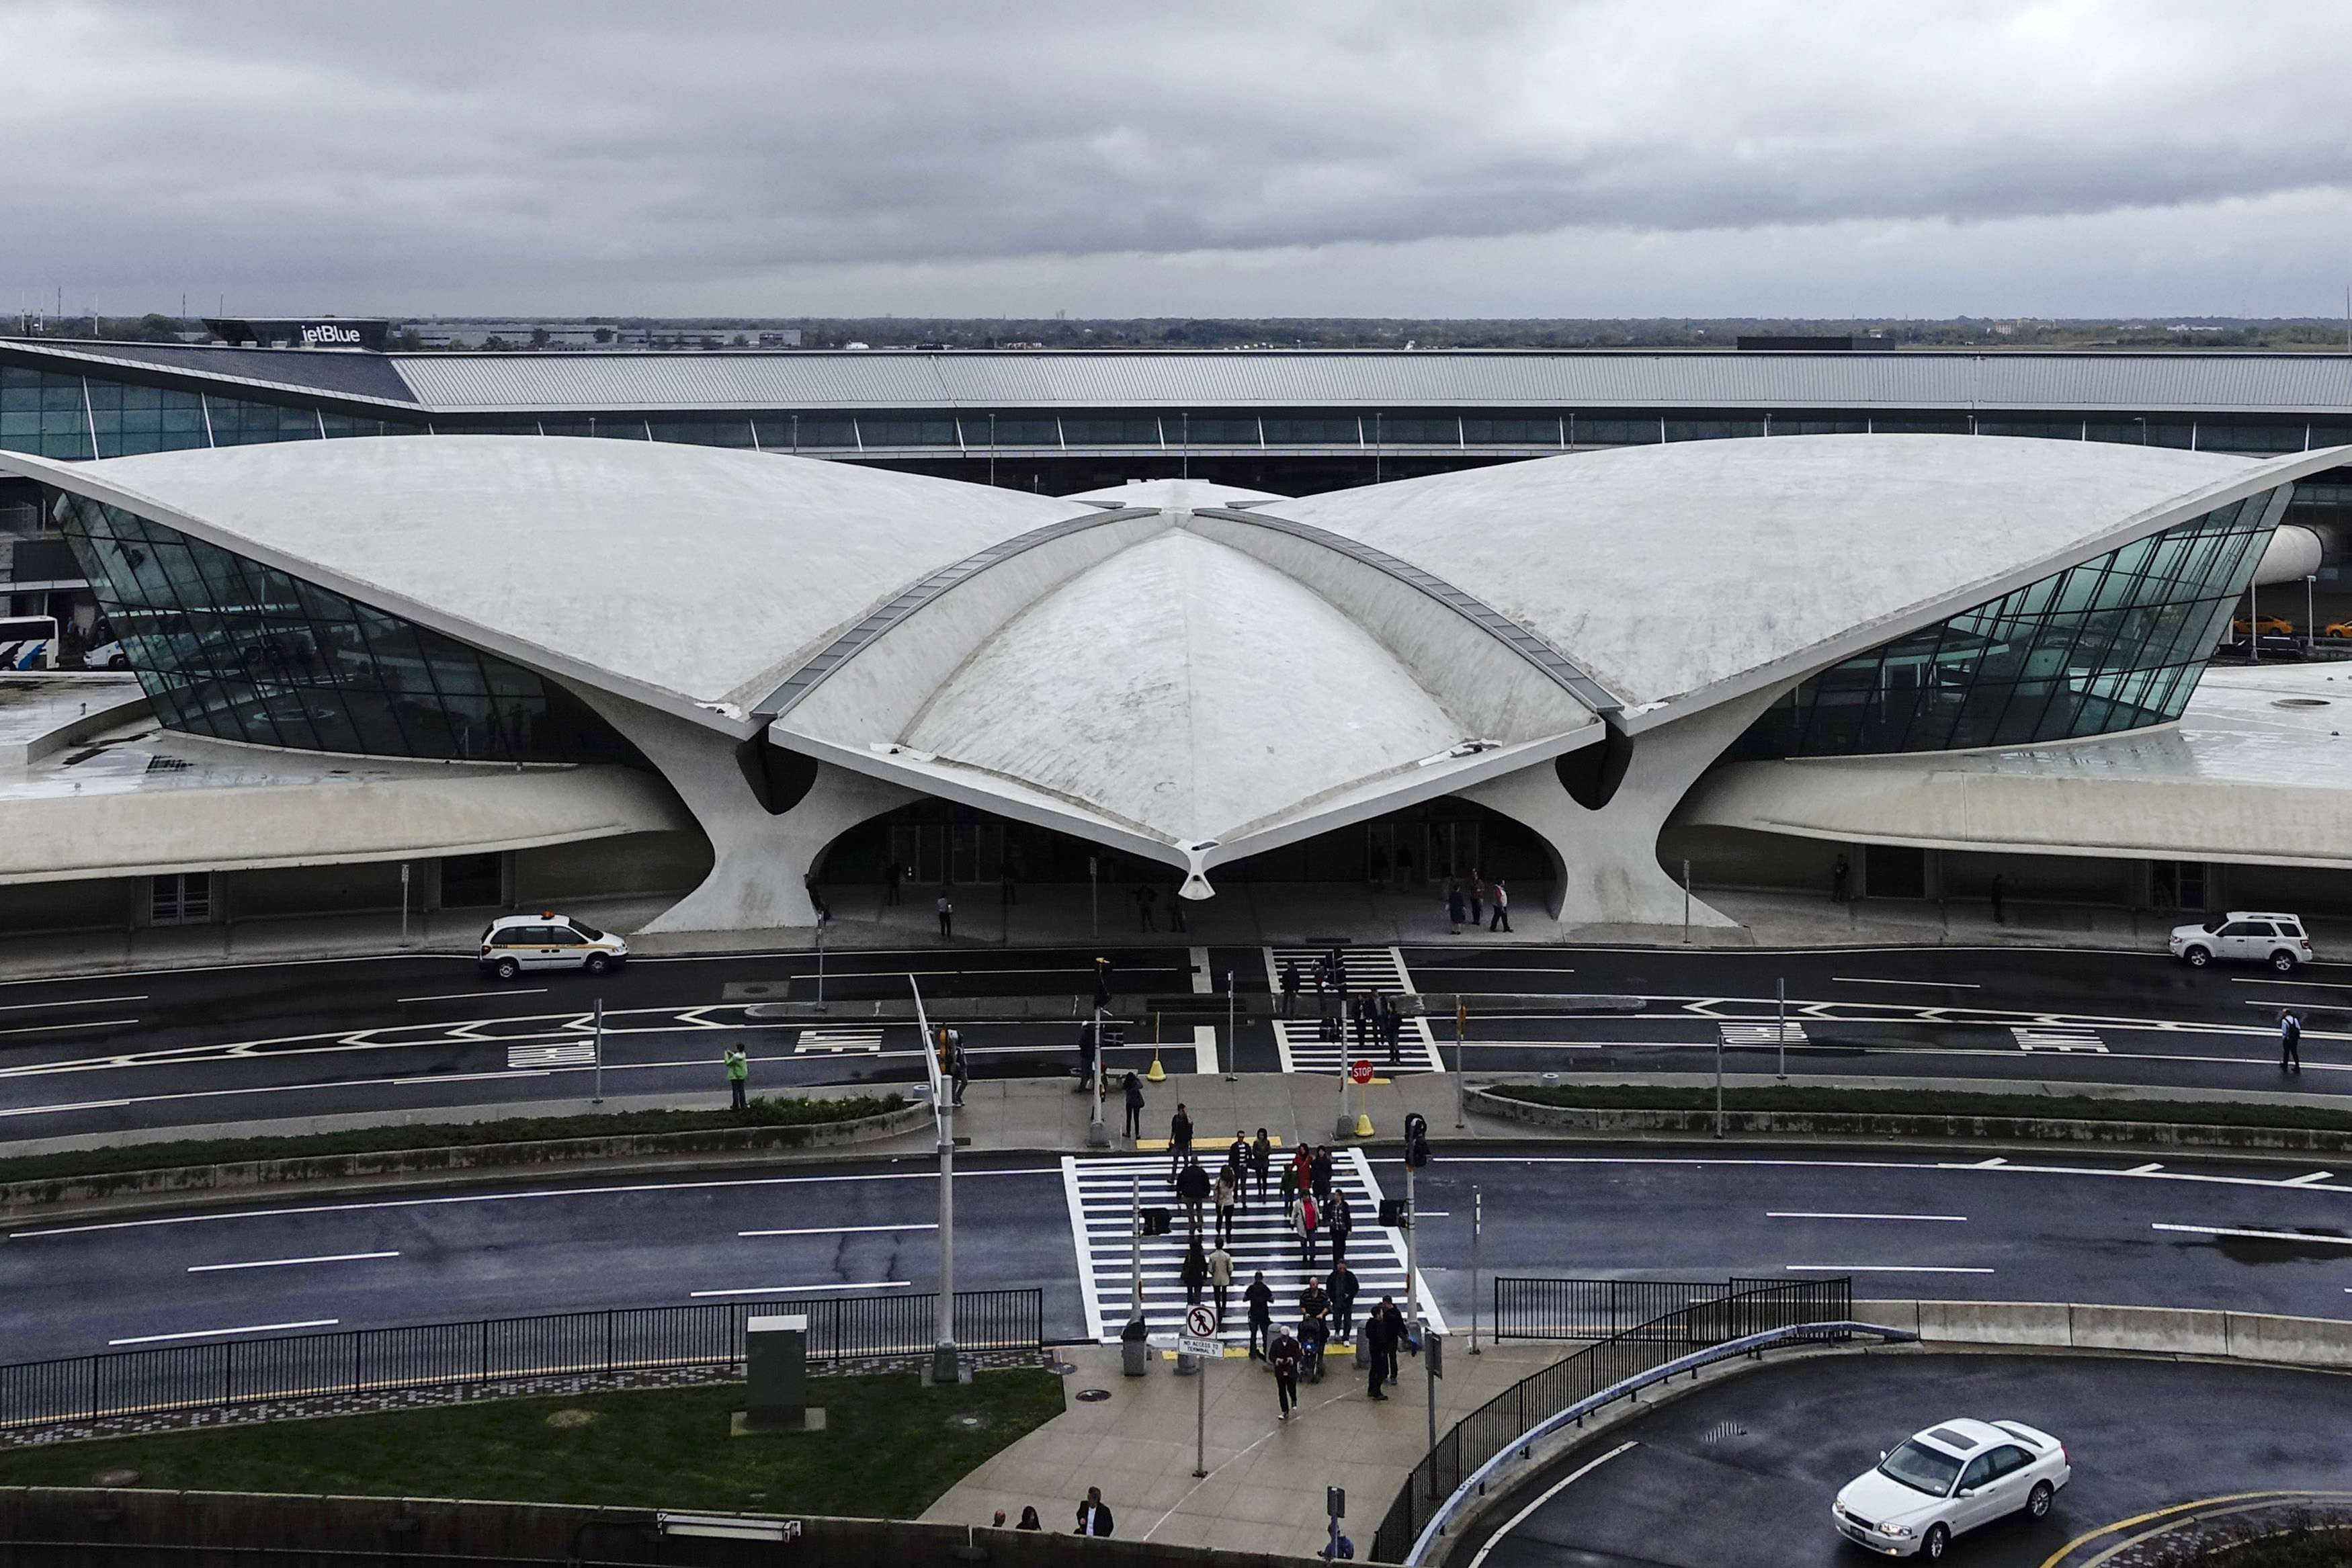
(1831, 1418, 2068, 1559)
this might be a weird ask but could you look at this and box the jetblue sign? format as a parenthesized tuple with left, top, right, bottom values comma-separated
(202, 316, 390, 352)
(300, 323, 363, 347)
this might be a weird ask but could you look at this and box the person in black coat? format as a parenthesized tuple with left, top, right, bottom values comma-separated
(1281, 960, 1301, 1018)
(1310, 1145, 1334, 1203)
(1180, 1237, 1209, 1305)
(1245, 1270, 1275, 1359)
(1122, 1071, 1145, 1139)
(1228, 1131, 1251, 1209)
(1326, 1261, 1359, 1339)
(1365, 1297, 1404, 1399)
(1168, 1102, 1194, 1180)
(1327, 1186, 1353, 1268)
(1075, 1487, 1114, 1536)
(1176, 1155, 1211, 1235)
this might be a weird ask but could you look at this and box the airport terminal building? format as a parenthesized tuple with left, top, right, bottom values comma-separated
(3, 357, 2349, 939)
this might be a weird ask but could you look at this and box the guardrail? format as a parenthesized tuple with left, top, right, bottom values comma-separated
(1492, 1276, 1773, 1340)
(0, 1287, 1042, 1433)
(1369, 1278, 1852, 1563)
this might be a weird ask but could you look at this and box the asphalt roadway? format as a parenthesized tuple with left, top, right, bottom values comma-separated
(0, 941, 2344, 1143)
(1453, 1352, 2352, 1568)
(7, 1140, 2352, 1362)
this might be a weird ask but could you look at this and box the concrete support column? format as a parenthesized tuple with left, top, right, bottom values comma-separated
(581, 691, 917, 934)
(1462, 689, 1779, 932)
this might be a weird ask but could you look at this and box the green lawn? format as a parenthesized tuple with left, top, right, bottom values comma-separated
(0, 1093, 907, 1186)
(1488, 1082, 2352, 1133)
(0, 1371, 1062, 1520)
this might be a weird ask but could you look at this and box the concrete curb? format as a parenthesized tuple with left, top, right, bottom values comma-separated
(1472, 1086, 2352, 1156)
(0, 1103, 931, 1219)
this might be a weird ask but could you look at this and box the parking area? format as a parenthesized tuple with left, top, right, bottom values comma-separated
(1452, 1350, 2352, 1568)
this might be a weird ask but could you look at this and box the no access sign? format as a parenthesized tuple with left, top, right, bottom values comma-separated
(1185, 1304, 1220, 1340)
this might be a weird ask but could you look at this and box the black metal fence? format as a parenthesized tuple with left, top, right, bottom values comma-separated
(1370, 1277, 1851, 1562)
(1490, 1276, 1748, 1340)
(0, 1288, 1042, 1433)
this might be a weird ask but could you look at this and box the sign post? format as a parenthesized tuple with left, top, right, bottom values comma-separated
(912, 977, 962, 1385)
(1468, 1184, 1482, 1354)
(1183, 1305, 1219, 1477)
(591, 996, 604, 1105)
(1453, 998, 1468, 1129)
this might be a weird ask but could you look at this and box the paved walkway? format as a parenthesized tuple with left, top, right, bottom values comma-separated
(931, 1339, 1561, 1559)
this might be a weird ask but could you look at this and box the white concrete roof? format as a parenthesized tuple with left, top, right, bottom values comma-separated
(6, 439, 1089, 724)
(1271, 435, 2351, 721)
(1677, 662, 2352, 868)
(1063, 478, 1290, 511)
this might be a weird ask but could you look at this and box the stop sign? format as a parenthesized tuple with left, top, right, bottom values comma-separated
(1350, 1059, 1374, 1084)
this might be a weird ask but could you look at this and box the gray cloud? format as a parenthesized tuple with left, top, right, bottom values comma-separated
(6, 0, 2351, 314)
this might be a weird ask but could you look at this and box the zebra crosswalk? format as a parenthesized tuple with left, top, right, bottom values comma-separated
(2012, 1026, 2108, 1053)
(795, 1026, 886, 1055)
(1720, 1022, 1807, 1047)
(1060, 1147, 1446, 1344)
(507, 1041, 595, 1069)
(1263, 946, 1442, 1074)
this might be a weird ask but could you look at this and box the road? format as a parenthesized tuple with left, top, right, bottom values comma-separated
(7, 1140, 2352, 1363)
(1454, 1352, 2352, 1568)
(0, 941, 2341, 1143)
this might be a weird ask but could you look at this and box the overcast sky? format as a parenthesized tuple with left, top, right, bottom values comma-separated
(8, 0, 2352, 319)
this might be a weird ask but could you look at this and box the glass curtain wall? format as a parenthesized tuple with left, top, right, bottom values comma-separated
(52, 492, 644, 766)
(1733, 486, 2291, 759)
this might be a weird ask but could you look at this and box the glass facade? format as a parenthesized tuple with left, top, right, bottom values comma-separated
(52, 491, 644, 766)
(3, 364, 424, 462)
(1732, 487, 2292, 759)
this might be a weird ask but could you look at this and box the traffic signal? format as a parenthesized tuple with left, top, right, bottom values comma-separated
(1404, 1112, 1431, 1169)
(1378, 1198, 1409, 1227)
(1142, 1207, 1172, 1236)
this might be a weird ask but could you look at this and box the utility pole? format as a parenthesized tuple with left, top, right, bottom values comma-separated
(1226, 969, 1238, 1082)
(592, 996, 604, 1104)
(1087, 1000, 1111, 1148)
(1468, 1184, 1482, 1354)
(1776, 977, 1788, 1081)
(913, 977, 962, 1384)
(1714, 1027, 1725, 1139)
(1452, 997, 1468, 1129)
(1130, 1176, 1144, 1321)
(1089, 856, 1099, 937)
(1681, 859, 1692, 944)
(814, 908, 828, 1004)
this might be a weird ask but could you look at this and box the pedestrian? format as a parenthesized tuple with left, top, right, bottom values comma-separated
(1214, 1162, 1239, 1246)
(1351, 996, 1369, 1053)
(1446, 880, 1464, 934)
(1177, 1155, 1211, 1235)
(1245, 1270, 1274, 1359)
(887, 861, 902, 906)
(1299, 1311, 1329, 1384)
(1831, 854, 1849, 905)
(1384, 997, 1402, 1065)
(1122, 1070, 1145, 1139)
(1093, 957, 1113, 1011)
(724, 1044, 749, 1110)
(1327, 1186, 1353, 1268)
(1291, 1144, 1312, 1199)
(1281, 961, 1301, 1018)
(1270, 1323, 1303, 1421)
(1298, 1277, 1331, 1339)
(1327, 1260, 1359, 1340)
(1169, 1101, 1194, 1180)
(1181, 1236, 1209, 1305)
(1228, 1131, 1251, 1207)
(1017, 1506, 1042, 1530)
(1293, 1186, 1320, 1270)
(1990, 874, 2006, 925)
(1135, 884, 1157, 932)
(1314, 954, 1332, 1000)
(1075, 1485, 1115, 1537)
(1251, 1127, 1273, 1205)
(937, 893, 954, 939)
(949, 1031, 970, 1106)
(2282, 1008, 2304, 1072)
(1365, 1296, 1400, 1400)
(1488, 879, 1511, 932)
(1469, 872, 1484, 926)
(1210, 1240, 1234, 1325)
(1310, 1143, 1333, 1203)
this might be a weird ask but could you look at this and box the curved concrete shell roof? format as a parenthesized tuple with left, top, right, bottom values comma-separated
(7, 438, 1090, 722)
(1269, 435, 2351, 722)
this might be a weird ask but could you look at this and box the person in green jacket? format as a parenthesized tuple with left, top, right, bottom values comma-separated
(724, 1045, 749, 1110)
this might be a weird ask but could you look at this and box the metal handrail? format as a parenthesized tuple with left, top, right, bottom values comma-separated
(1400, 1319, 1919, 1565)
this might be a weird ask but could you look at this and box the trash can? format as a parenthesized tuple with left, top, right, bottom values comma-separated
(1121, 1316, 1152, 1377)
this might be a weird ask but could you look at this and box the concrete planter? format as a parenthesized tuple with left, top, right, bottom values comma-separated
(1473, 1087, 2352, 1156)
(0, 1104, 930, 1217)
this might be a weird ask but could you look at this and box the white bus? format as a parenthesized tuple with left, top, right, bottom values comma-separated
(0, 615, 58, 671)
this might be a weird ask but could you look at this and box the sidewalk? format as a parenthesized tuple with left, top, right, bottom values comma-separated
(927, 1338, 1559, 1558)
(2, 877, 2301, 986)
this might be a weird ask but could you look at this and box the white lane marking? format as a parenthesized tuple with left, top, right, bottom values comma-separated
(738, 1224, 938, 1237)
(0, 1097, 131, 1118)
(507, 1042, 595, 1068)
(2287, 1172, 2337, 1186)
(1784, 1264, 1996, 1274)
(689, 1280, 911, 1298)
(1722, 1022, 1806, 1046)
(187, 1250, 399, 1273)
(1431, 1152, 2352, 1197)
(1767, 1211, 1967, 1223)
(0, 1018, 138, 1039)
(1831, 977, 1981, 990)
(2013, 1026, 2107, 1053)
(1468, 1441, 1639, 1568)
(2152, 1223, 2352, 1246)
(2126, 1163, 2165, 1175)
(110, 1317, 339, 1346)
(400, 988, 546, 1004)
(396, 1069, 550, 1084)
(7, 1166, 1062, 1237)
(0, 994, 146, 1014)
(2235, 977, 2352, 992)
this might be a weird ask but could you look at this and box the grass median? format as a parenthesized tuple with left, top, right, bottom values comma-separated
(0, 1370, 1062, 1518)
(1486, 1082, 2352, 1133)
(0, 1093, 907, 1187)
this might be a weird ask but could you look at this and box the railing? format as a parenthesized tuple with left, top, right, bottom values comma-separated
(1492, 1276, 1741, 1340)
(1370, 1278, 1852, 1562)
(0, 1288, 1042, 1432)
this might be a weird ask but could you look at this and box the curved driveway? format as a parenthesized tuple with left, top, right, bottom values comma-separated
(1453, 1351, 2352, 1568)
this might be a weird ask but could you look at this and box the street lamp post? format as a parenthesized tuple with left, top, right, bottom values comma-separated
(911, 977, 963, 1385)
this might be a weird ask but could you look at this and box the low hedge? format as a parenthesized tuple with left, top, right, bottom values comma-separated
(1486, 1082, 2352, 1135)
(0, 1094, 907, 1187)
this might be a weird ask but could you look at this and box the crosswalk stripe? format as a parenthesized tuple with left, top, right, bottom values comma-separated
(2012, 1026, 2107, 1053)
(796, 1026, 886, 1054)
(1060, 1146, 1446, 1344)
(1719, 1022, 1806, 1047)
(506, 1042, 594, 1068)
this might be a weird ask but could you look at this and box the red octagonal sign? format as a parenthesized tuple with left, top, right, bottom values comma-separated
(1349, 1059, 1374, 1084)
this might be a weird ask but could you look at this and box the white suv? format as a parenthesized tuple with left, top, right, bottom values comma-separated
(479, 914, 628, 979)
(1833, 1418, 2068, 1559)
(2170, 912, 2313, 972)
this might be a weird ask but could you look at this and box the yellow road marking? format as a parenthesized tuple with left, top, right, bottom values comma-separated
(2039, 1491, 2352, 1568)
